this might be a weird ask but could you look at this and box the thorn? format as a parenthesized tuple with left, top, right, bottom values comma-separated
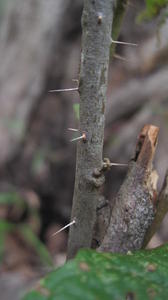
(113, 54, 128, 62)
(70, 132, 86, 143)
(52, 220, 76, 237)
(103, 158, 128, 170)
(110, 163, 128, 167)
(49, 87, 78, 93)
(68, 128, 79, 132)
(111, 38, 138, 47)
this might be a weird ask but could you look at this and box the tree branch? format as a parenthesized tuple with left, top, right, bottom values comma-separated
(143, 170, 168, 247)
(67, 0, 114, 260)
(99, 125, 159, 253)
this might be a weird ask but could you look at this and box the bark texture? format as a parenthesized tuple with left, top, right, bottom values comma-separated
(99, 125, 159, 253)
(143, 170, 168, 247)
(67, 0, 114, 260)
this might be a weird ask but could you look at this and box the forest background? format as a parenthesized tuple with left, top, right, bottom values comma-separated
(0, 0, 168, 299)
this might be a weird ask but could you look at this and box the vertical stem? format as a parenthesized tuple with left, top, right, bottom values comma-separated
(67, 0, 114, 259)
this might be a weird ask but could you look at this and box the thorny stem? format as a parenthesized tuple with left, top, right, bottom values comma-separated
(67, 0, 114, 260)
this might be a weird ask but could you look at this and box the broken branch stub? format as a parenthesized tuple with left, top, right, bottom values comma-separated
(143, 170, 168, 247)
(98, 125, 159, 253)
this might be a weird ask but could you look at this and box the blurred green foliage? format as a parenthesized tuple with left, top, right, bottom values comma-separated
(0, 191, 25, 208)
(0, 191, 53, 267)
(23, 291, 47, 300)
(31, 149, 46, 176)
(24, 244, 168, 300)
(19, 224, 53, 267)
(0, 220, 13, 260)
(73, 103, 80, 120)
(138, 0, 168, 21)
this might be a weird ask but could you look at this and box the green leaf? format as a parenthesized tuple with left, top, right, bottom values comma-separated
(18, 224, 53, 267)
(24, 244, 168, 300)
(73, 103, 80, 120)
(22, 291, 47, 300)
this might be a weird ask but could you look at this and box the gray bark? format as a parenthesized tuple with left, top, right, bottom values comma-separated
(99, 125, 158, 253)
(143, 170, 168, 247)
(67, 0, 114, 259)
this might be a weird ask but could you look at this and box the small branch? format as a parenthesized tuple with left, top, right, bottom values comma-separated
(143, 170, 168, 247)
(135, 124, 159, 169)
(98, 125, 159, 253)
